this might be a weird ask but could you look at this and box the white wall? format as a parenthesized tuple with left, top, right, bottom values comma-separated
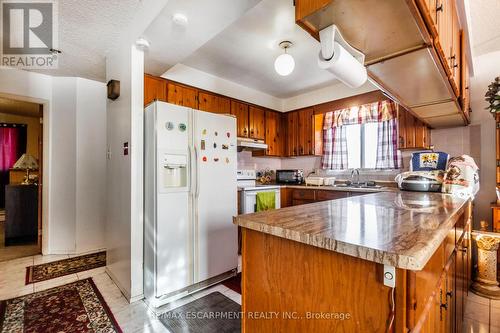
(50, 78, 78, 252)
(163, 64, 283, 110)
(0, 68, 107, 254)
(75, 78, 107, 252)
(105, 44, 145, 302)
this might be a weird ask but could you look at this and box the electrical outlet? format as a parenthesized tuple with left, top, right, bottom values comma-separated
(383, 265, 396, 288)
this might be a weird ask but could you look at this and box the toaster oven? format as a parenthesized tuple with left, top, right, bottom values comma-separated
(275, 169, 304, 184)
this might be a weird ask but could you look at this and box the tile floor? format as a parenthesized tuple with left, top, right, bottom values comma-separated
(1, 252, 498, 333)
(0, 253, 241, 333)
(463, 291, 500, 333)
(0, 220, 40, 262)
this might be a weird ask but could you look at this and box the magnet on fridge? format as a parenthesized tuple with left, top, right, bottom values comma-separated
(165, 122, 174, 131)
(222, 144, 229, 150)
(202, 156, 207, 162)
(214, 131, 218, 136)
(213, 142, 217, 149)
(202, 129, 207, 135)
(227, 132, 230, 138)
(214, 157, 219, 162)
(178, 123, 187, 132)
(201, 140, 206, 150)
(225, 157, 230, 163)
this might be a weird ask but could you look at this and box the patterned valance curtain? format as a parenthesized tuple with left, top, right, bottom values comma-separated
(321, 100, 401, 170)
(323, 100, 397, 129)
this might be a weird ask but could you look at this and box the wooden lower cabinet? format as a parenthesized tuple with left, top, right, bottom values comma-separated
(241, 205, 471, 332)
(281, 188, 365, 207)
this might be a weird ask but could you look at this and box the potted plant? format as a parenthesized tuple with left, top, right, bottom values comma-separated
(485, 76, 500, 115)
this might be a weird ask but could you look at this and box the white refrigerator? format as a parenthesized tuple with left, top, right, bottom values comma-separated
(144, 101, 238, 308)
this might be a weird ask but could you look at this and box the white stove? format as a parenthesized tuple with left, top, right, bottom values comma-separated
(237, 170, 280, 214)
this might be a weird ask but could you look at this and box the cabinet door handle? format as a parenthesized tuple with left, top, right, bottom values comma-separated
(436, 3, 443, 12)
(440, 302, 448, 310)
(446, 291, 453, 299)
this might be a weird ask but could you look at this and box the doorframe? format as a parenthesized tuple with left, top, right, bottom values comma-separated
(0, 92, 49, 255)
(37, 104, 43, 252)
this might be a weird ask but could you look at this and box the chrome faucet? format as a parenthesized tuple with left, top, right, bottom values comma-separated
(350, 168, 360, 185)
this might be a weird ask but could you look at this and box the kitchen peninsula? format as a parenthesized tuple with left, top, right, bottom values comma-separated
(234, 191, 471, 332)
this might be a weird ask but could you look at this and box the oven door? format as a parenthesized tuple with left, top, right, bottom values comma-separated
(240, 188, 281, 214)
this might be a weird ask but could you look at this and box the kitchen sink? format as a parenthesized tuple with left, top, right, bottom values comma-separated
(333, 183, 382, 189)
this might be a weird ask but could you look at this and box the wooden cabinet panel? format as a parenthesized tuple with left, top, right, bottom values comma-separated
(280, 188, 292, 208)
(313, 113, 324, 156)
(398, 107, 407, 149)
(450, 0, 461, 95)
(292, 189, 315, 201)
(249, 106, 265, 140)
(167, 82, 198, 109)
(297, 108, 314, 155)
(231, 101, 249, 138)
(292, 199, 315, 206)
(144, 75, 167, 106)
(182, 86, 198, 109)
(405, 111, 416, 149)
(286, 111, 299, 157)
(316, 190, 348, 201)
(415, 119, 429, 149)
(265, 111, 280, 156)
(198, 91, 230, 114)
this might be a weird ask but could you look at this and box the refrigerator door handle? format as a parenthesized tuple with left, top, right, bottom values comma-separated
(188, 145, 193, 194)
(194, 146, 200, 198)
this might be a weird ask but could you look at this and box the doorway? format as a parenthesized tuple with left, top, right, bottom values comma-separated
(0, 97, 43, 261)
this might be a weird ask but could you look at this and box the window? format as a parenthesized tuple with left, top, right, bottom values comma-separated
(344, 123, 378, 169)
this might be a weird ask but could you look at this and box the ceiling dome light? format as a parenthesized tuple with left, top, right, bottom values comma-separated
(172, 13, 188, 27)
(274, 41, 295, 76)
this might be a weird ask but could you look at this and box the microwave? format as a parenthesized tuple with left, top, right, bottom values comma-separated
(276, 169, 304, 184)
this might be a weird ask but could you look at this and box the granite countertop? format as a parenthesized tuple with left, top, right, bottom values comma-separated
(233, 191, 468, 270)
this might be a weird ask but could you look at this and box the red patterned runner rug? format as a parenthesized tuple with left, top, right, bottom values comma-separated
(26, 251, 106, 285)
(0, 278, 122, 333)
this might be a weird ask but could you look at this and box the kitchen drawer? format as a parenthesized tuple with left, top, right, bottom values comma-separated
(316, 190, 348, 201)
(292, 189, 315, 200)
(292, 199, 315, 206)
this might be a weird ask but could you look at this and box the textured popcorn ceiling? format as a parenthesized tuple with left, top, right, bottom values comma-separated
(469, 0, 500, 56)
(34, 0, 143, 81)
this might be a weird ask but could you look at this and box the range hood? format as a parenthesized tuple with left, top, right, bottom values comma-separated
(237, 137, 268, 152)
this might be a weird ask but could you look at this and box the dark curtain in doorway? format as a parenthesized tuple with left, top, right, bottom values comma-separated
(0, 124, 27, 208)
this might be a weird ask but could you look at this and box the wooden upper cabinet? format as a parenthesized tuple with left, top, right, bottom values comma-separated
(286, 111, 299, 157)
(398, 108, 431, 150)
(198, 91, 231, 114)
(461, 45, 470, 120)
(144, 74, 167, 106)
(450, 0, 461, 95)
(231, 101, 249, 138)
(297, 108, 314, 155)
(254, 110, 282, 157)
(249, 106, 265, 140)
(167, 82, 198, 109)
(398, 106, 407, 149)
